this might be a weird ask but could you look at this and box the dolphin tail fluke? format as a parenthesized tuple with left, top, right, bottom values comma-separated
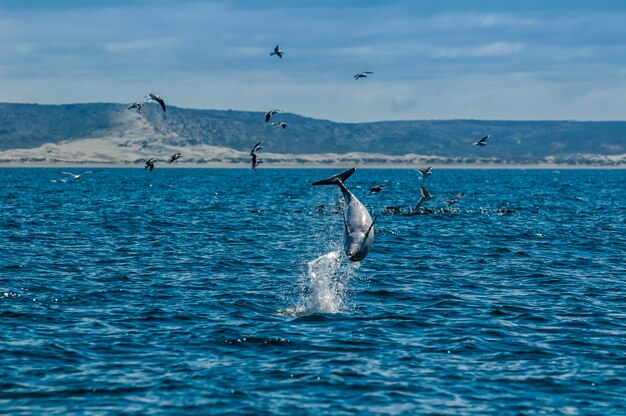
(312, 168, 356, 186)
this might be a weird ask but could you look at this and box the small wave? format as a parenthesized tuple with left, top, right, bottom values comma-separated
(280, 250, 357, 316)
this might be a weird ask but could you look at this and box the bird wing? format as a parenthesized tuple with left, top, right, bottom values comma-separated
(250, 140, 263, 154)
(265, 112, 271, 122)
(81, 169, 103, 175)
(155, 97, 166, 112)
(364, 71, 374, 74)
(479, 135, 489, 143)
(61, 172, 77, 176)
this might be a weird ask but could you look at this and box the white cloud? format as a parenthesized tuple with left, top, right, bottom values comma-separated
(0, 3, 625, 121)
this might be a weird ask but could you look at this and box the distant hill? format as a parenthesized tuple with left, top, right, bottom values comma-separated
(0, 103, 624, 165)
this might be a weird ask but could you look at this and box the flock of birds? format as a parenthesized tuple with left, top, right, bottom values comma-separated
(116, 45, 490, 174)
(122, 45, 493, 172)
(116, 45, 384, 171)
(365, 165, 465, 217)
(54, 44, 495, 262)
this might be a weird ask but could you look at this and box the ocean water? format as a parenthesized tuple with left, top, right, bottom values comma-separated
(1, 167, 625, 415)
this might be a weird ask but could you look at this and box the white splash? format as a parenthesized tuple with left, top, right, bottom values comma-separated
(281, 250, 358, 316)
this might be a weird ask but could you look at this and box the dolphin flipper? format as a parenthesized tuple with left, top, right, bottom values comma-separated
(312, 168, 356, 186)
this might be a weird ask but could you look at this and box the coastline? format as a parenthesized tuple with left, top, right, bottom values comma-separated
(0, 162, 624, 169)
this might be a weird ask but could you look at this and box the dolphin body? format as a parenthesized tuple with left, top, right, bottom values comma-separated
(313, 168, 375, 262)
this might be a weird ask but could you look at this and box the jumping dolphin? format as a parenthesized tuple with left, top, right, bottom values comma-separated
(313, 168, 375, 262)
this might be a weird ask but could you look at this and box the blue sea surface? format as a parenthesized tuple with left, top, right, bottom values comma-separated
(1, 168, 625, 415)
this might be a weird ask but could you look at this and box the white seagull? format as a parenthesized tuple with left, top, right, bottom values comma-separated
(128, 102, 144, 111)
(354, 71, 374, 80)
(470, 134, 490, 146)
(270, 45, 284, 58)
(271, 121, 288, 129)
(145, 93, 166, 112)
(61, 170, 103, 180)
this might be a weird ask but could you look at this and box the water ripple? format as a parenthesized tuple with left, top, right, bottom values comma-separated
(1, 168, 625, 414)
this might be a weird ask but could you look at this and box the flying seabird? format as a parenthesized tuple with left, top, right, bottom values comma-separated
(353, 71, 374, 80)
(250, 140, 263, 155)
(250, 141, 263, 169)
(270, 45, 284, 58)
(470, 134, 490, 146)
(442, 191, 464, 208)
(369, 183, 388, 193)
(61, 169, 103, 180)
(145, 158, 157, 172)
(168, 153, 182, 163)
(271, 121, 288, 129)
(128, 102, 144, 111)
(416, 166, 432, 181)
(265, 110, 280, 123)
(146, 93, 166, 112)
(414, 186, 433, 210)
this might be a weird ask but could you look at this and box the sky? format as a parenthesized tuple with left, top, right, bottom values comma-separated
(0, 0, 625, 122)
